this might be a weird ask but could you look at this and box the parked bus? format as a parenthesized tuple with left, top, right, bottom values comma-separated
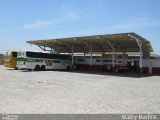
(4, 50, 18, 69)
(0, 54, 4, 65)
(16, 51, 71, 71)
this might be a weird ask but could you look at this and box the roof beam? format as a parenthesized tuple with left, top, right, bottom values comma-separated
(97, 35, 114, 50)
(74, 37, 90, 50)
(37, 44, 56, 53)
(64, 43, 72, 52)
(38, 45, 45, 51)
(128, 34, 142, 48)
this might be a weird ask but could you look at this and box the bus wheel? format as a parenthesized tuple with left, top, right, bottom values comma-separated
(41, 65, 46, 71)
(35, 65, 40, 71)
(28, 69, 32, 71)
(15, 67, 18, 70)
(67, 66, 70, 71)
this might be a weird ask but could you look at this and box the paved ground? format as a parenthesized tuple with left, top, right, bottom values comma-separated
(0, 65, 160, 113)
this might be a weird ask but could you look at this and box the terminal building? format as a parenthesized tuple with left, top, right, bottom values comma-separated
(27, 32, 160, 75)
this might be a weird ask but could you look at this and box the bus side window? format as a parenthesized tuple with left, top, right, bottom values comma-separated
(96, 60, 101, 62)
(54, 60, 60, 63)
(78, 59, 84, 62)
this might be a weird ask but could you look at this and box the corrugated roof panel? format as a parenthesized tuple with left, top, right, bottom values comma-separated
(27, 32, 153, 53)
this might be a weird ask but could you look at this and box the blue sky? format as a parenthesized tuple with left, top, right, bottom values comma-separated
(0, 0, 160, 54)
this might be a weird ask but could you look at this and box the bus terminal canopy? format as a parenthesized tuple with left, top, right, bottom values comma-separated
(27, 32, 153, 55)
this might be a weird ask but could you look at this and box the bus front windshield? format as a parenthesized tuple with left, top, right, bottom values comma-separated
(12, 52, 17, 57)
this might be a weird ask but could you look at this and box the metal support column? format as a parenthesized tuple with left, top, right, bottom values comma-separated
(112, 43, 115, 70)
(128, 34, 143, 70)
(101, 53, 103, 64)
(90, 44, 92, 70)
(139, 41, 143, 69)
(122, 52, 125, 65)
(101, 53, 104, 71)
(71, 45, 74, 70)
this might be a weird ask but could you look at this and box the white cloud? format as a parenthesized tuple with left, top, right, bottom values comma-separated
(63, 9, 81, 20)
(112, 15, 160, 30)
(58, 14, 160, 37)
(5, 8, 81, 30)
(23, 20, 53, 29)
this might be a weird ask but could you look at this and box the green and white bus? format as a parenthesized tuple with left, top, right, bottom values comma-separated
(16, 51, 72, 71)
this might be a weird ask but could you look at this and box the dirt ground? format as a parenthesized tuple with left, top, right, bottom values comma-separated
(0, 65, 160, 113)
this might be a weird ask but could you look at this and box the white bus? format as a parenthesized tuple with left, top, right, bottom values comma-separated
(16, 51, 71, 71)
